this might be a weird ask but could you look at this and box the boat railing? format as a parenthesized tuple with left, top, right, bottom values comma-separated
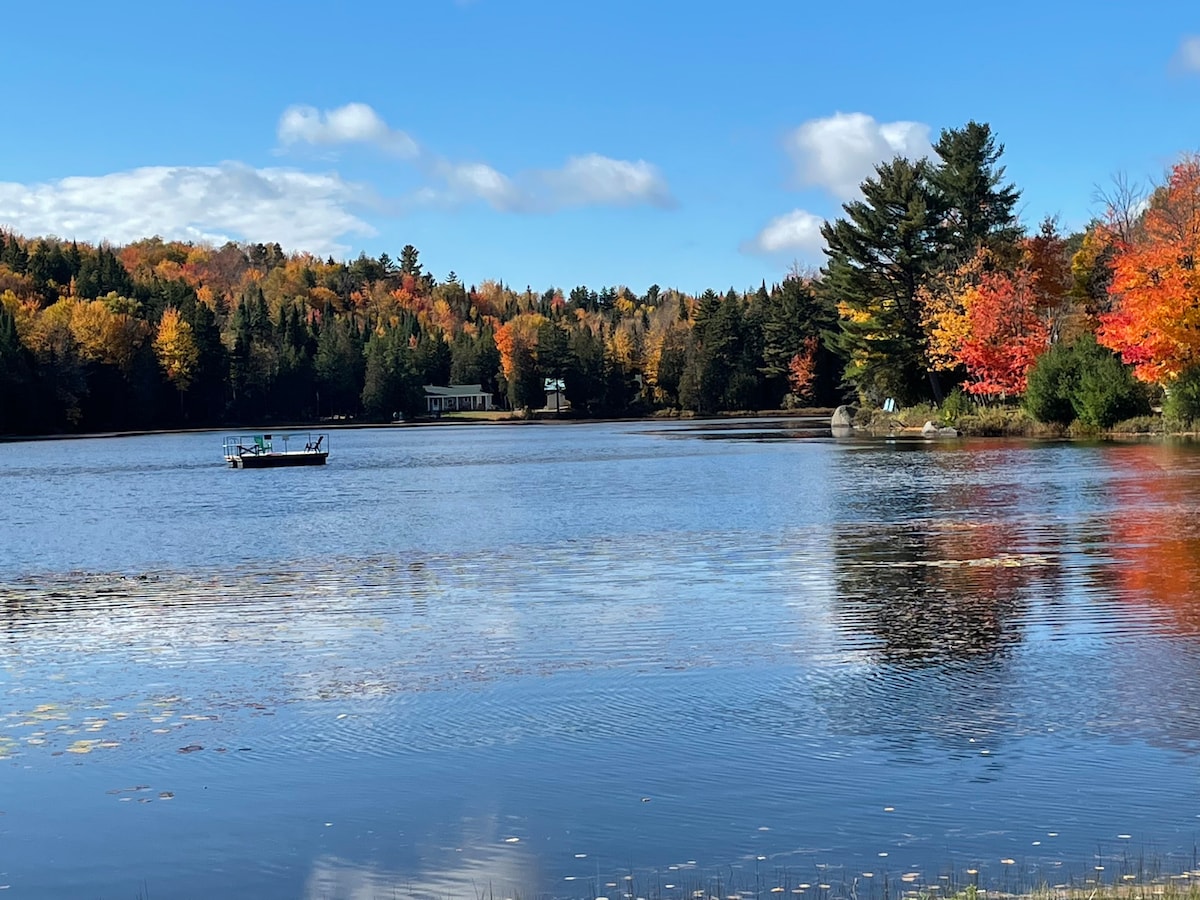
(222, 433, 329, 460)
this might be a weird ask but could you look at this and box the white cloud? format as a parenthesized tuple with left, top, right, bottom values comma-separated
(278, 102, 418, 157)
(430, 160, 525, 210)
(785, 112, 932, 199)
(540, 154, 673, 208)
(0, 164, 377, 256)
(746, 209, 826, 256)
(0, 104, 674, 256)
(1176, 36, 1200, 72)
(418, 154, 673, 212)
(276, 102, 673, 213)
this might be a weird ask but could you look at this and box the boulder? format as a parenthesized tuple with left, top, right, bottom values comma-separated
(831, 405, 856, 428)
(922, 420, 959, 438)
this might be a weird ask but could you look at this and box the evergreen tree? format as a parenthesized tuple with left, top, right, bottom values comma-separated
(564, 327, 607, 413)
(676, 291, 765, 413)
(185, 301, 229, 422)
(600, 343, 639, 415)
(26, 240, 72, 297)
(568, 285, 592, 311)
(248, 285, 271, 343)
(448, 327, 501, 395)
(362, 327, 424, 420)
(506, 343, 544, 411)
(314, 316, 364, 417)
(691, 289, 721, 334)
(931, 121, 1022, 265)
(348, 251, 385, 286)
(413, 332, 452, 386)
(399, 244, 422, 278)
(823, 157, 947, 404)
(270, 304, 316, 420)
(74, 249, 99, 299)
(97, 246, 134, 297)
(536, 321, 571, 383)
(229, 299, 257, 417)
(654, 325, 689, 407)
(1, 234, 29, 274)
(760, 274, 839, 406)
(65, 241, 83, 283)
(0, 303, 34, 433)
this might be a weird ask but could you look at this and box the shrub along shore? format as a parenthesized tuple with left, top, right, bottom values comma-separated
(844, 391, 1200, 441)
(848, 402, 1192, 439)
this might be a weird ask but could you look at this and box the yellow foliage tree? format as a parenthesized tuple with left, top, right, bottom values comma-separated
(154, 307, 199, 391)
(68, 295, 149, 372)
(607, 324, 643, 371)
(920, 249, 994, 371)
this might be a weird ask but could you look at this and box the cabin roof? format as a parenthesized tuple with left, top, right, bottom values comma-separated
(423, 384, 488, 397)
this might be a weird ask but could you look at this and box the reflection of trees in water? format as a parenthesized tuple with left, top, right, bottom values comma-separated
(817, 440, 1200, 756)
(815, 516, 1061, 758)
(833, 520, 1041, 667)
(1103, 444, 1200, 630)
(1094, 445, 1200, 751)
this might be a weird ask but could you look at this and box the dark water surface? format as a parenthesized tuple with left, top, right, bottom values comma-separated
(3, 419, 1200, 899)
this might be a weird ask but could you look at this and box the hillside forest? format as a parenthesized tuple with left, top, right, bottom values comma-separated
(2, 121, 1200, 436)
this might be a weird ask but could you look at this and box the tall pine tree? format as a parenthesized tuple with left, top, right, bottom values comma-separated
(931, 121, 1022, 266)
(823, 157, 946, 404)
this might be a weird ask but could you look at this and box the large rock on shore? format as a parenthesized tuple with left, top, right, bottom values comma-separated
(922, 420, 959, 438)
(831, 405, 856, 428)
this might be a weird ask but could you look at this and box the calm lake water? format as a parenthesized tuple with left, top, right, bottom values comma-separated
(3, 419, 1200, 899)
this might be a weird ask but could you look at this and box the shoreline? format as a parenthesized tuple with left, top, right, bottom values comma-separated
(4, 406, 1198, 445)
(0, 408, 837, 445)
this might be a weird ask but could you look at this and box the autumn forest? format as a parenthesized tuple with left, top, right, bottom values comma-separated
(2, 121, 1199, 437)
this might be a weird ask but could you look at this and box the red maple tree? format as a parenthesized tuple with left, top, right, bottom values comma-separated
(958, 269, 1048, 398)
(1098, 157, 1200, 384)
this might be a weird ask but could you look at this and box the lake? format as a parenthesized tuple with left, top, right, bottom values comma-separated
(2, 419, 1200, 899)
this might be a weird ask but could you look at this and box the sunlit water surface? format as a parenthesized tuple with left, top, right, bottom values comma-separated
(3, 419, 1200, 899)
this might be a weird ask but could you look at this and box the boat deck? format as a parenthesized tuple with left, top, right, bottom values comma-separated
(222, 433, 329, 468)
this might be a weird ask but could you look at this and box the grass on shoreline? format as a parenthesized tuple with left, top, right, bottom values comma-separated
(851, 403, 1198, 439)
(119, 864, 1200, 900)
(564, 865, 1200, 900)
(407, 866, 1200, 900)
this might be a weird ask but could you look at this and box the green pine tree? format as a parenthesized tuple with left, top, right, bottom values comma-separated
(822, 156, 946, 404)
(931, 121, 1022, 266)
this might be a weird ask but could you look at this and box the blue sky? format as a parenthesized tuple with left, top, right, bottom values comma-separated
(2, 0, 1199, 295)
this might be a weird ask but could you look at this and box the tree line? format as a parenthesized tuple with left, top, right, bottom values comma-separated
(0, 233, 838, 434)
(2, 119, 1198, 436)
(821, 122, 1200, 427)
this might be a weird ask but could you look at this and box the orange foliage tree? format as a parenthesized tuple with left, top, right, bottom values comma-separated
(493, 313, 547, 380)
(787, 336, 819, 401)
(923, 249, 1048, 398)
(955, 269, 1048, 397)
(1098, 157, 1200, 384)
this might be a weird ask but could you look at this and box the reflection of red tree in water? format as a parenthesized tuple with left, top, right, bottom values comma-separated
(1107, 445, 1200, 633)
